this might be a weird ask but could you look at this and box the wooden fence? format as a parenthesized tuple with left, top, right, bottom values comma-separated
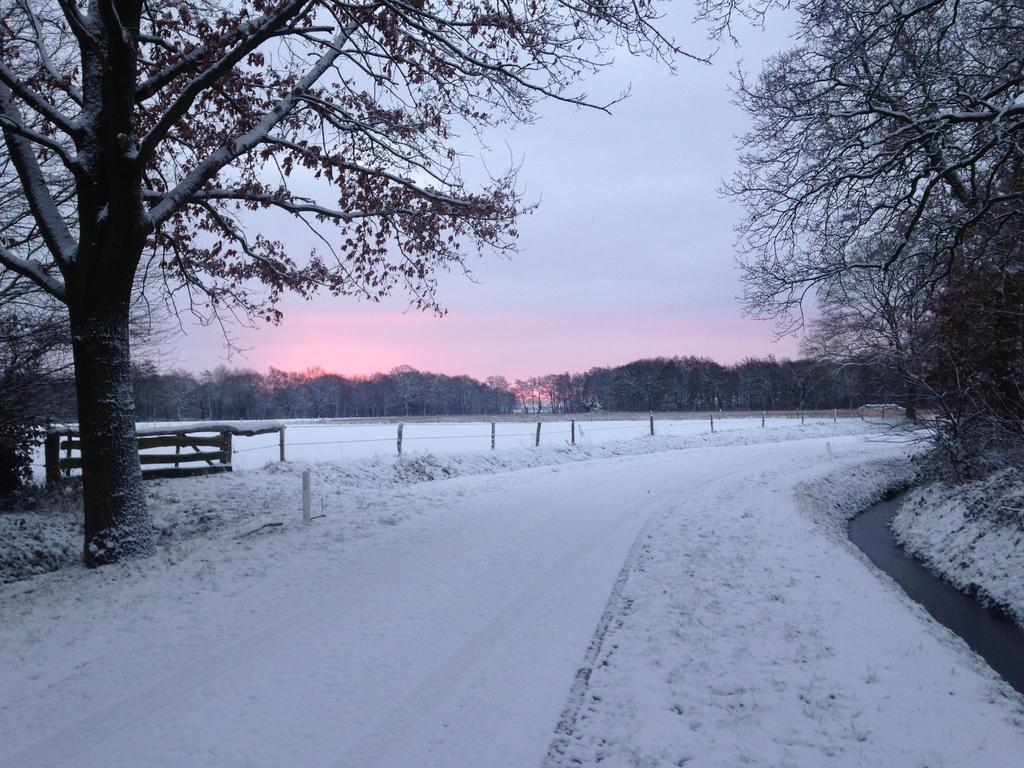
(44, 422, 286, 484)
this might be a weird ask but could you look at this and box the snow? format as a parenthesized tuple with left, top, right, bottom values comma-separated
(892, 468, 1024, 627)
(3, 425, 1023, 767)
(13, 418, 881, 583)
(136, 420, 287, 436)
(547, 446, 1024, 767)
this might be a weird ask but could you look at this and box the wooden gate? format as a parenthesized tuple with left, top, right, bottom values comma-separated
(44, 422, 285, 483)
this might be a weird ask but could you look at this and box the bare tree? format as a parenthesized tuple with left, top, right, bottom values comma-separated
(0, 0, 695, 564)
(730, 0, 1024, 322)
(300, 367, 341, 418)
(917, 260, 1024, 475)
(389, 364, 421, 417)
(729, 0, 1024, 467)
(803, 240, 938, 419)
(484, 375, 512, 414)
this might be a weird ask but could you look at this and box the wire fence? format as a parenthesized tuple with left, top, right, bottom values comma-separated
(225, 420, 641, 460)
(227, 411, 847, 467)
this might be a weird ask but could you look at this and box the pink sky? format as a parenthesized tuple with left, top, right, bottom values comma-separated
(175, 308, 800, 380)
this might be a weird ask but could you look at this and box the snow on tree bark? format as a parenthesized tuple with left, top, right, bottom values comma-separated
(70, 297, 154, 564)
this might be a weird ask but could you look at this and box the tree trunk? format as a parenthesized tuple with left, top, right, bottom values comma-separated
(901, 365, 921, 423)
(904, 393, 919, 422)
(69, 297, 153, 566)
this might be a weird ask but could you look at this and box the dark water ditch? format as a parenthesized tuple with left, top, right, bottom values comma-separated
(848, 495, 1024, 696)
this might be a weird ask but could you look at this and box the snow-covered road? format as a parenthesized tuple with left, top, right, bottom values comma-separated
(2, 433, 1022, 767)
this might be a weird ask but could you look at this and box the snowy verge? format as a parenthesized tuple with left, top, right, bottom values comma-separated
(794, 456, 918, 539)
(0, 420, 887, 585)
(892, 468, 1024, 627)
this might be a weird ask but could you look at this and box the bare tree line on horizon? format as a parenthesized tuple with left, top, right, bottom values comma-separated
(118, 354, 905, 422)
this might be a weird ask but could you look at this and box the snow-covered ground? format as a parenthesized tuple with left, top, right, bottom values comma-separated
(546, 447, 1024, 767)
(3, 426, 1022, 767)
(893, 468, 1024, 627)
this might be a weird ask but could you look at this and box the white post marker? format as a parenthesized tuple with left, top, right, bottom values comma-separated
(302, 469, 311, 524)
(826, 441, 833, 462)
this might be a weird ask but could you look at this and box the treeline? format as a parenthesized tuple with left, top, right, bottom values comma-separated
(120, 355, 903, 422)
(130, 364, 517, 421)
(509, 356, 900, 414)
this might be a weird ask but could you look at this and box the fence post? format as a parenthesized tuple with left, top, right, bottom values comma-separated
(302, 469, 311, 524)
(63, 436, 72, 479)
(223, 432, 234, 466)
(491, 421, 496, 450)
(826, 441, 833, 462)
(649, 411, 655, 436)
(279, 426, 286, 462)
(761, 411, 765, 428)
(801, 410, 805, 425)
(174, 433, 183, 468)
(710, 412, 715, 433)
(571, 419, 576, 445)
(535, 421, 541, 447)
(397, 422, 404, 455)
(833, 408, 837, 423)
(44, 432, 61, 486)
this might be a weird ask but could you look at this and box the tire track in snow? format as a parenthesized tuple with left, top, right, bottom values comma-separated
(543, 513, 656, 765)
(541, 453, 797, 768)
(332, 493, 652, 768)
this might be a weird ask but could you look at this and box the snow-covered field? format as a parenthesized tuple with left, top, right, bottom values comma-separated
(893, 468, 1024, 627)
(234, 415, 843, 466)
(34, 414, 858, 478)
(3, 422, 1023, 767)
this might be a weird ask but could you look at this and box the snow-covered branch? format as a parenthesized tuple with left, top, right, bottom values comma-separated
(136, 1, 318, 162)
(14, 0, 83, 105)
(148, 21, 362, 228)
(730, 0, 1024, 318)
(180, 188, 417, 221)
(0, 242, 65, 300)
(0, 59, 78, 137)
(0, 84, 77, 269)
